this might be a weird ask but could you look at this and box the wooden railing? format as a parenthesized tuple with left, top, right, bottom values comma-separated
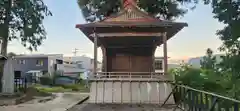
(169, 85, 240, 111)
(89, 72, 172, 81)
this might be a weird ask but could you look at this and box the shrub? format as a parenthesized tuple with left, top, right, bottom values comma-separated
(40, 77, 54, 85)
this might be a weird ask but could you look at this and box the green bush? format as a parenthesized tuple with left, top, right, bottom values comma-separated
(40, 77, 54, 85)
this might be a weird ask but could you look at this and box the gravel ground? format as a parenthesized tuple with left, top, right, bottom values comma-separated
(68, 101, 180, 111)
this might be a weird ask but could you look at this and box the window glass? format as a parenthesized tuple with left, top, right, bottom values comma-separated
(18, 60, 25, 64)
(155, 60, 163, 70)
(36, 60, 44, 66)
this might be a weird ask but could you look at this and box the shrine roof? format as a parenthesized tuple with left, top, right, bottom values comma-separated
(76, 1, 187, 28)
(76, 20, 187, 28)
(76, 6, 187, 34)
(76, 0, 188, 45)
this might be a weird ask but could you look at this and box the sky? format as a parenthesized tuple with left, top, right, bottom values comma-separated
(7, 0, 224, 61)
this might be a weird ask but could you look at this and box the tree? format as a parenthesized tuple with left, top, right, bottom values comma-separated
(77, 0, 210, 22)
(205, 0, 240, 99)
(210, 0, 240, 72)
(0, 0, 52, 91)
(200, 48, 216, 70)
(7, 52, 16, 58)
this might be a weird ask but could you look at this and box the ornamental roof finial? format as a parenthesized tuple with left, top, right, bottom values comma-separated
(123, 0, 137, 9)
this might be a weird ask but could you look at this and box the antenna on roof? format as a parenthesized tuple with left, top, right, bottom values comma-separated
(73, 48, 79, 56)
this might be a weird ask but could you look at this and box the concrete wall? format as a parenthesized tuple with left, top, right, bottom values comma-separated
(2, 59, 14, 93)
(89, 81, 174, 104)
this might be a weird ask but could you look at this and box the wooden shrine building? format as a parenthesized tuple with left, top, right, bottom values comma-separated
(76, 0, 187, 104)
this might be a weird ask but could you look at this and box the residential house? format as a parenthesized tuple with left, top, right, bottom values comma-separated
(12, 54, 86, 78)
(155, 57, 180, 72)
(58, 59, 85, 78)
(64, 55, 102, 73)
(12, 54, 64, 78)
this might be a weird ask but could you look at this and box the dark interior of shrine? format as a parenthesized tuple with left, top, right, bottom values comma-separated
(99, 36, 158, 73)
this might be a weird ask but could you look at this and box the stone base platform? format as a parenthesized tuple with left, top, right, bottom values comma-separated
(89, 81, 175, 104)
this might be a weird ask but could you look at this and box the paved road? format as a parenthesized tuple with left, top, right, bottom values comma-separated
(0, 93, 89, 111)
(68, 100, 180, 111)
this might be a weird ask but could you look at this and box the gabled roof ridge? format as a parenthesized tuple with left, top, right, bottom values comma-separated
(101, 4, 160, 22)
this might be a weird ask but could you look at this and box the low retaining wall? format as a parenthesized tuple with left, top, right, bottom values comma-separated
(89, 81, 174, 104)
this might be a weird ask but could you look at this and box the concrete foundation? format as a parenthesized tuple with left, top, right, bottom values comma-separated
(89, 81, 174, 104)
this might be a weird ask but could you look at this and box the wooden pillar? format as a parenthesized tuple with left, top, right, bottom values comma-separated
(102, 46, 107, 72)
(93, 33, 98, 75)
(163, 32, 168, 75)
(152, 45, 157, 72)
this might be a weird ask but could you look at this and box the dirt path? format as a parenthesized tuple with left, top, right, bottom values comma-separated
(68, 100, 180, 111)
(0, 93, 89, 111)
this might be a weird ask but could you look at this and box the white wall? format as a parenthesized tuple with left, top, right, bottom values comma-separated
(57, 64, 84, 73)
(64, 56, 102, 72)
(48, 54, 63, 76)
(89, 81, 174, 104)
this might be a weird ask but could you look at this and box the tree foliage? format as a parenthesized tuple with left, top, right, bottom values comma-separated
(0, 0, 51, 92)
(210, 0, 240, 97)
(77, 0, 210, 22)
(7, 52, 16, 58)
(0, 0, 52, 54)
(200, 48, 217, 70)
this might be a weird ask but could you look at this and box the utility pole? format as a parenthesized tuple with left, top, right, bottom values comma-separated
(73, 48, 79, 56)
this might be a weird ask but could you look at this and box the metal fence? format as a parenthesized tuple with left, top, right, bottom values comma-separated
(173, 85, 240, 111)
(14, 78, 27, 92)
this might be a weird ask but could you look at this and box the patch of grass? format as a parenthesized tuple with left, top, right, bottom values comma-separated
(34, 84, 89, 93)
(35, 86, 68, 93)
(60, 84, 90, 92)
(26, 87, 53, 97)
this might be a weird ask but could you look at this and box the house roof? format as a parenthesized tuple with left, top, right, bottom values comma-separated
(15, 54, 63, 58)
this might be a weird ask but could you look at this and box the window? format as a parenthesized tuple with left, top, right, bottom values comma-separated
(36, 60, 44, 66)
(14, 71, 21, 79)
(56, 59, 63, 64)
(18, 60, 25, 64)
(155, 60, 163, 70)
(77, 64, 83, 69)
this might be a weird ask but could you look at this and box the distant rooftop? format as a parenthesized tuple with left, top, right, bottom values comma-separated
(155, 56, 170, 60)
(14, 54, 63, 58)
(64, 56, 101, 64)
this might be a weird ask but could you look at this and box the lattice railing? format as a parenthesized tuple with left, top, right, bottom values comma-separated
(163, 85, 240, 111)
(89, 72, 172, 81)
